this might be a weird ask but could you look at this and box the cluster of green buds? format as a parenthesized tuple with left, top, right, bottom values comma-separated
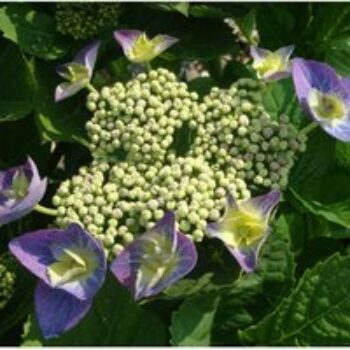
(86, 68, 203, 164)
(191, 78, 307, 190)
(53, 154, 250, 258)
(56, 3, 122, 40)
(53, 68, 305, 258)
(0, 255, 16, 310)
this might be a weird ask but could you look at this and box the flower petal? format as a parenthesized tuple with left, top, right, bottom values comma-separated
(55, 81, 86, 102)
(275, 45, 295, 61)
(74, 40, 101, 78)
(323, 119, 350, 142)
(9, 224, 106, 300)
(110, 211, 197, 300)
(250, 46, 271, 62)
(35, 281, 91, 339)
(0, 157, 47, 226)
(152, 34, 179, 55)
(292, 58, 342, 102)
(249, 190, 281, 218)
(113, 30, 143, 55)
(227, 235, 269, 273)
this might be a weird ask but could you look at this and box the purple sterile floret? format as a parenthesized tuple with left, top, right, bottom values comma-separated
(113, 29, 178, 63)
(9, 223, 106, 301)
(113, 30, 143, 55)
(0, 157, 47, 226)
(206, 190, 281, 273)
(110, 211, 197, 300)
(250, 45, 294, 81)
(55, 41, 100, 102)
(292, 58, 350, 142)
(35, 281, 92, 339)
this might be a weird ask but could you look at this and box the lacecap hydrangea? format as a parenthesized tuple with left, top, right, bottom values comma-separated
(52, 68, 307, 259)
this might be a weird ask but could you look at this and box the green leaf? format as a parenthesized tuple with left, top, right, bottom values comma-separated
(326, 37, 350, 76)
(147, 2, 189, 17)
(240, 254, 350, 345)
(34, 61, 89, 146)
(335, 141, 350, 171)
(0, 41, 35, 121)
(170, 293, 220, 346)
(289, 188, 350, 231)
(22, 275, 167, 346)
(290, 128, 337, 199)
(0, 4, 70, 60)
(261, 79, 306, 128)
(256, 4, 296, 48)
(188, 5, 228, 19)
(173, 21, 238, 60)
(305, 4, 350, 59)
(188, 77, 216, 98)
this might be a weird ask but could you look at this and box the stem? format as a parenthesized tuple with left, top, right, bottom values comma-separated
(34, 204, 58, 217)
(300, 121, 318, 136)
(145, 62, 152, 73)
(86, 83, 97, 94)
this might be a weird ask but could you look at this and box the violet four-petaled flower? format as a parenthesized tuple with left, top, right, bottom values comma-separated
(110, 211, 197, 300)
(0, 157, 47, 226)
(113, 30, 178, 64)
(55, 40, 100, 102)
(9, 224, 106, 339)
(206, 190, 281, 273)
(292, 58, 350, 142)
(250, 45, 294, 81)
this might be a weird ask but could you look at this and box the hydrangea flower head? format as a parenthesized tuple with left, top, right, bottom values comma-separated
(113, 30, 178, 64)
(292, 58, 350, 142)
(110, 211, 197, 300)
(0, 157, 47, 226)
(207, 190, 281, 272)
(251, 45, 294, 81)
(9, 224, 106, 338)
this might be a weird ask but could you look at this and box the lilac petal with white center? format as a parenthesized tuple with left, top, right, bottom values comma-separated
(206, 190, 281, 273)
(0, 157, 47, 226)
(74, 40, 101, 78)
(292, 58, 342, 103)
(292, 58, 350, 142)
(110, 211, 197, 300)
(113, 30, 143, 55)
(9, 224, 106, 300)
(35, 281, 91, 339)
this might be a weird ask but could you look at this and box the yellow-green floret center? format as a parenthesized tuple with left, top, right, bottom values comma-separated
(309, 90, 346, 121)
(47, 247, 98, 286)
(254, 53, 286, 77)
(220, 204, 267, 248)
